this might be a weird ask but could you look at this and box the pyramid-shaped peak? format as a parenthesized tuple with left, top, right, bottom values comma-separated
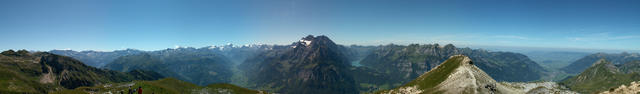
(300, 35, 331, 41)
(443, 44, 456, 49)
(295, 35, 336, 47)
(591, 58, 620, 74)
(302, 35, 315, 40)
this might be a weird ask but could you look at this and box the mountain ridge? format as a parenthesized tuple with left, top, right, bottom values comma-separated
(562, 52, 640, 74)
(378, 55, 575, 94)
(0, 50, 163, 93)
(104, 49, 234, 86)
(359, 43, 546, 86)
(42, 35, 552, 93)
(562, 58, 640, 93)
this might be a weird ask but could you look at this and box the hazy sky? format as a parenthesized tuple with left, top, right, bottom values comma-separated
(1, 0, 640, 51)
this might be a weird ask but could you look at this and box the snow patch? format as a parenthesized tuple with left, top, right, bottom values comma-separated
(300, 40, 312, 46)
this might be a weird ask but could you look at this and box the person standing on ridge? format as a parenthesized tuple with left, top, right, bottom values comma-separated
(137, 86, 143, 94)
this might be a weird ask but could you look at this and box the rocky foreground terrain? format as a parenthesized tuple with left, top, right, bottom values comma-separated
(600, 81, 640, 94)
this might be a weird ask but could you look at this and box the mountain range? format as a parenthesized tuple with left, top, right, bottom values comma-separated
(104, 49, 234, 86)
(0, 49, 268, 94)
(49, 49, 144, 68)
(357, 43, 547, 91)
(2, 33, 640, 94)
(521, 51, 591, 69)
(43, 35, 553, 93)
(0, 50, 162, 93)
(562, 52, 640, 74)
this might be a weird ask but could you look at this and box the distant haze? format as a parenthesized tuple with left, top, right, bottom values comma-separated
(1, 0, 639, 51)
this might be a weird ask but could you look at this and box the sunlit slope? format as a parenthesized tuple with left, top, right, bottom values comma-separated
(562, 59, 640, 93)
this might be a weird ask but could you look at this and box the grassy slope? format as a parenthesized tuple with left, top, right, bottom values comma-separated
(0, 54, 59, 93)
(52, 78, 263, 94)
(562, 60, 640, 93)
(206, 83, 263, 94)
(375, 56, 464, 93)
(406, 56, 463, 90)
(0, 68, 48, 94)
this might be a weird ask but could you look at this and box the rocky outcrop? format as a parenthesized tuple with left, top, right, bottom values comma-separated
(501, 82, 577, 94)
(600, 81, 640, 94)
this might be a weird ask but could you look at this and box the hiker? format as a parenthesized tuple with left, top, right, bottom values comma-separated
(137, 86, 143, 94)
(128, 86, 132, 94)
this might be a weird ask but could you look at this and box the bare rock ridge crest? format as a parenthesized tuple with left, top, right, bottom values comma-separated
(381, 55, 576, 94)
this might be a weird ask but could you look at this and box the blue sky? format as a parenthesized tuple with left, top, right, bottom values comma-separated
(1, 0, 639, 51)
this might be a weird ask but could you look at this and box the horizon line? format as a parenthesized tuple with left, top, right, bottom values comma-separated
(4, 43, 638, 53)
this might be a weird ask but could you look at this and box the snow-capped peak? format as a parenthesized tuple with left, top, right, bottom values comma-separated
(299, 39, 312, 46)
